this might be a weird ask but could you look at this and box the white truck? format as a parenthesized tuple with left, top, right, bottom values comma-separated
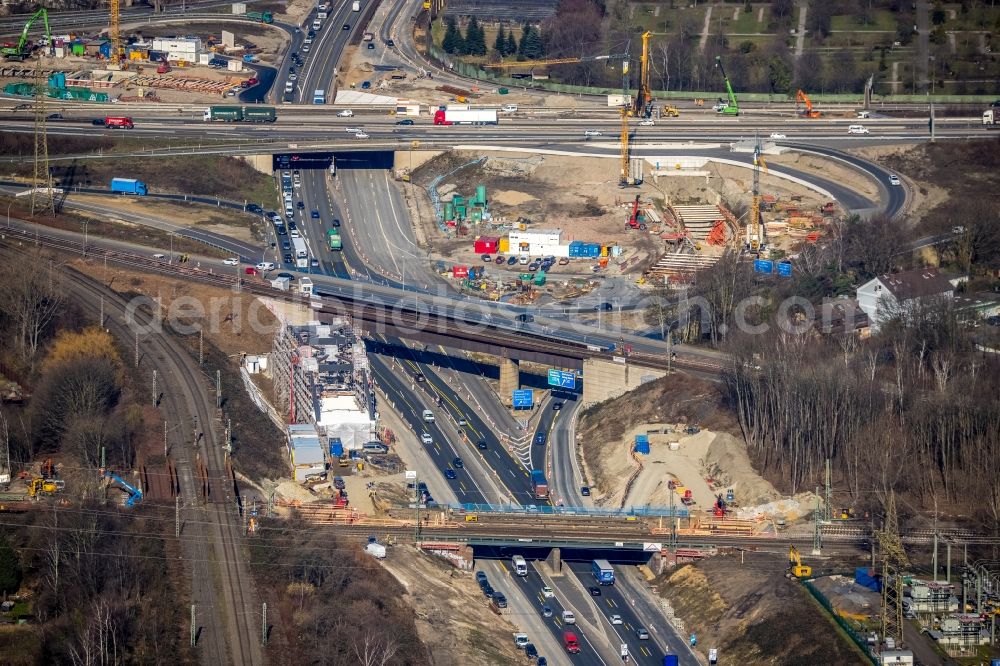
(352, 0, 360, 10)
(983, 108, 1000, 128)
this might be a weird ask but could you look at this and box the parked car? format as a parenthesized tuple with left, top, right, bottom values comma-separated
(507, 256, 518, 265)
(495, 255, 506, 264)
(481, 254, 492, 262)
(476, 571, 488, 583)
(223, 257, 239, 265)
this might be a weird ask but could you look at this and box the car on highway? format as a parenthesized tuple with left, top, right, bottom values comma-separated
(276, 272, 295, 281)
(480, 254, 492, 262)
(541, 586, 554, 598)
(769, 132, 786, 139)
(283, 253, 293, 264)
(413, 372, 426, 382)
(255, 262, 276, 271)
(584, 129, 602, 136)
(507, 256, 518, 266)
(302, 44, 310, 52)
(552, 402, 563, 411)
(444, 469, 457, 480)
(342, 23, 350, 30)
(524, 644, 538, 660)
(296, 201, 305, 210)
(638, 119, 654, 126)
(420, 432, 433, 445)
(337, 109, 355, 117)
(345, 127, 362, 133)
(476, 571, 488, 583)
(223, 257, 239, 265)
(889, 174, 901, 186)
(635, 627, 650, 640)
(91, 118, 105, 126)
(542, 605, 553, 617)
(288, 73, 297, 81)
(332, 218, 341, 227)
(610, 614, 623, 624)
(457, 418, 467, 426)
(452, 457, 464, 468)
(588, 586, 602, 596)
(354, 131, 369, 139)
(533, 432, 547, 446)
(595, 302, 614, 311)
(47, 113, 63, 120)
(848, 124, 870, 134)
(562, 610, 576, 624)
(310, 258, 320, 267)
(281, 241, 291, 251)
(396, 118, 414, 125)
(303, 35, 313, 44)
(477, 439, 488, 450)
(515, 313, 535, 323)
(580, 486, 590, 496)
(152, 253, 166, 260)
(311, 210, 320, 219)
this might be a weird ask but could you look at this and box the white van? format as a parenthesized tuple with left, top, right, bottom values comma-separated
(501, 104, 518, 113)
(562, 610, 576, 624)
(512, 555, 528, 576)
(848, 124, 870, 135)
(312, 19, 322, 30)
(422, 409, 435, 423)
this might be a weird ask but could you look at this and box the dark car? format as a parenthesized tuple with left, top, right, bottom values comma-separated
(553, 402, 563, 411)
(533, 432, 547, 446)
(296, 201, 305, 210)
(281, 241, 291, 251)
(247, 204, 263, 214)
(333, 476, 345, 490)
(589, 586, 602, 596)
(47, 113, 63, 120)
(476, 571, 488, 583)
(528, 262, 540, 272)
(580, 486, 591, 496)
(367, 42, 375, 50)
(342, 23, 350, 30)
(283, 253, 293, 264)
(414, 372, 426, 382)
(276, 272, 296, 281)
(417, 482, 428, 494)
(332, 218, 341, 227)
(311, 210, 320, 219)
(445, 469, 457, 480)
(495, 255, 505, 264)
(525, 644, 538, 659)
(477, 439, 488, 450)
(507, 256, 517, 266)
(386, 38, 395, 47)
(276, 224, 287, 235)
(595, 302, 613, 311)
(453, 457, 464, 469)
(482, 584, 494, 597)
(310, 258, 319, 267)
(516, 313, 535, 323)
(361, 81, 371, 89)
(493, 593, 507, 608)
(537, 659, 547, 666)
(396, 118, 414, 125)
(91, 118, 106, 126)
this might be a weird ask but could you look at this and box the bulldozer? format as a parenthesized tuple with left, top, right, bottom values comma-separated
(661, 105, 680, 117)
(788, 545, 812, 578)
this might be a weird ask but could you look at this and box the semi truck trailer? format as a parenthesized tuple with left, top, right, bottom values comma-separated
(203, 106, 276, 122)
(110, 178, 147, 195)
(433, 108, 497, 125)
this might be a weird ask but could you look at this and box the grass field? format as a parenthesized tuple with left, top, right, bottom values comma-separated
(830, 10, 898, 33)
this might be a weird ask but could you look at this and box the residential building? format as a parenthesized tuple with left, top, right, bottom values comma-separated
(855, 268, 961, 332)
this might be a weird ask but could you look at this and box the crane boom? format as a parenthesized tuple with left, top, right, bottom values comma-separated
(714, 56, 740, 116)
(1, 8, 51, 60)
(632, 31, 653, 118)
(102, 469, 143, 507)
(795, 89, 821, 118)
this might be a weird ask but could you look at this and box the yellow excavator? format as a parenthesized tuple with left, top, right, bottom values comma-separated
(27, 477, 60, 498)
(788, 545, 812, 578)
(662, 105, 680, 117)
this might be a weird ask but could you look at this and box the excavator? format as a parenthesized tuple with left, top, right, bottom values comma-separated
(796, 89, 821, 118)
(101, 469, 143, 507)
(713, 56, 740, 116)
(1, 8, 52, 60)
(27, 477, 61, 498)
(788, 545, 812, 578)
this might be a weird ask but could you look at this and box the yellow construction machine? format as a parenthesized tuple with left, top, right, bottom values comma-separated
(788, 545, 812, 578)
(661, 105, 680, 117)
(27, 477, 60, 498)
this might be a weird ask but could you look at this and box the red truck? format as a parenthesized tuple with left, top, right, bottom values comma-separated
(563, 630, 581, 653)
(105, 116, 134, 129)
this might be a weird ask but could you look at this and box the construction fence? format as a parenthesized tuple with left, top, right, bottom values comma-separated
(803, 580, 880, 665)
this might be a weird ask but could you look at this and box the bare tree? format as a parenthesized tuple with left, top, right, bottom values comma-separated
(352, 632, 400, 666)
(0, 259, 64, 362)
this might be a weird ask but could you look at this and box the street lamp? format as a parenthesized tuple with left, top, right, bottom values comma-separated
(6, 201, 11, 229)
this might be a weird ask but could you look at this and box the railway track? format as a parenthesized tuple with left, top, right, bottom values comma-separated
(11, 243, 265, 666)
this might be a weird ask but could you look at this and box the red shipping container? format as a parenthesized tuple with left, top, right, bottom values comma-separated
(452, 265, 469, 278)
(473, 235, 500, 254)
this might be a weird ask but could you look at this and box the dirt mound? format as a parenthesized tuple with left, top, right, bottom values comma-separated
(657, 557, 868, 665)
(382, 549, 521, 666)
(705, 433, 780, 506)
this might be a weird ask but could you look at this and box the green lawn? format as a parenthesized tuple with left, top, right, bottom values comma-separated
(830, 10, 898, 32)
(724, 4, 768, 34)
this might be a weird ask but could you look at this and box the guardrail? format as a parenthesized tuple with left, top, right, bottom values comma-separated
(449, 502, 689, 518)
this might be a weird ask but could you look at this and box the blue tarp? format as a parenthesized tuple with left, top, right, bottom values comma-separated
(854, 567, 881, 591)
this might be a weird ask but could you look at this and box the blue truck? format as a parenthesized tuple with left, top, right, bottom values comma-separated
(591, 559, 615, 585)
(530, 470, 548, 500)
(110, 178, 147, 196)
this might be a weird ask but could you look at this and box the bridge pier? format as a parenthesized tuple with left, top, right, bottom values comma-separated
(545, 547, 562, 574)
(498, 357, 520, 405)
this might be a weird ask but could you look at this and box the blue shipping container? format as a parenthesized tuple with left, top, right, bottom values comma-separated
(330, 438, 344, 457)
(634, 435, 650, 455)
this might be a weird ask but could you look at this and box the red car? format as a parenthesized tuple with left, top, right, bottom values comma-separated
(244, 267, 258, 276)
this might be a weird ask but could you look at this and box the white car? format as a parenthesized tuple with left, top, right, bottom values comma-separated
(638, 119, 654, 126)
(302, 44, 310, 52)
(354, 131, 369, 139)
(290, 229, 301, 238)
(848, 124, 870, 135)
(420, 432, 433, 445)
(255, 262, 275, 271)
(303, 36, 312, 45)
(337, 109, 354, 117)
(888, 175, 901, 186)
(345, 127, 362, 133)
(289, 73, 298, 81)
(223, 257, 239, 265)
(584, 129, 602, 137)
(769, 132, 786, 139)
(152, 253, 166, 259)
(610, 614, 623, 625)
(541, 586, 554, 598)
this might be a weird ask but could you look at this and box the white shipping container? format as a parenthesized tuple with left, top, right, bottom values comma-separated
(607, 94, 633, 107)
(152, 38, 201, 53)
(197, 53, 212, 65)
(510, 229, 562, 246)
(227, 59, 244, 72)
(231, 2, 247, 13)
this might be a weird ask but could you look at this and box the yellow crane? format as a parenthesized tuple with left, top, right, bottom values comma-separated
(788, 545, 812, 578)
(633, 31, 653, 118)
(109, 0, 122, 68)
(746, 135, 768, 253)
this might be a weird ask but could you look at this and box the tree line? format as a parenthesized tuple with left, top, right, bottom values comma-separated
(442, 17, 543, 60)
